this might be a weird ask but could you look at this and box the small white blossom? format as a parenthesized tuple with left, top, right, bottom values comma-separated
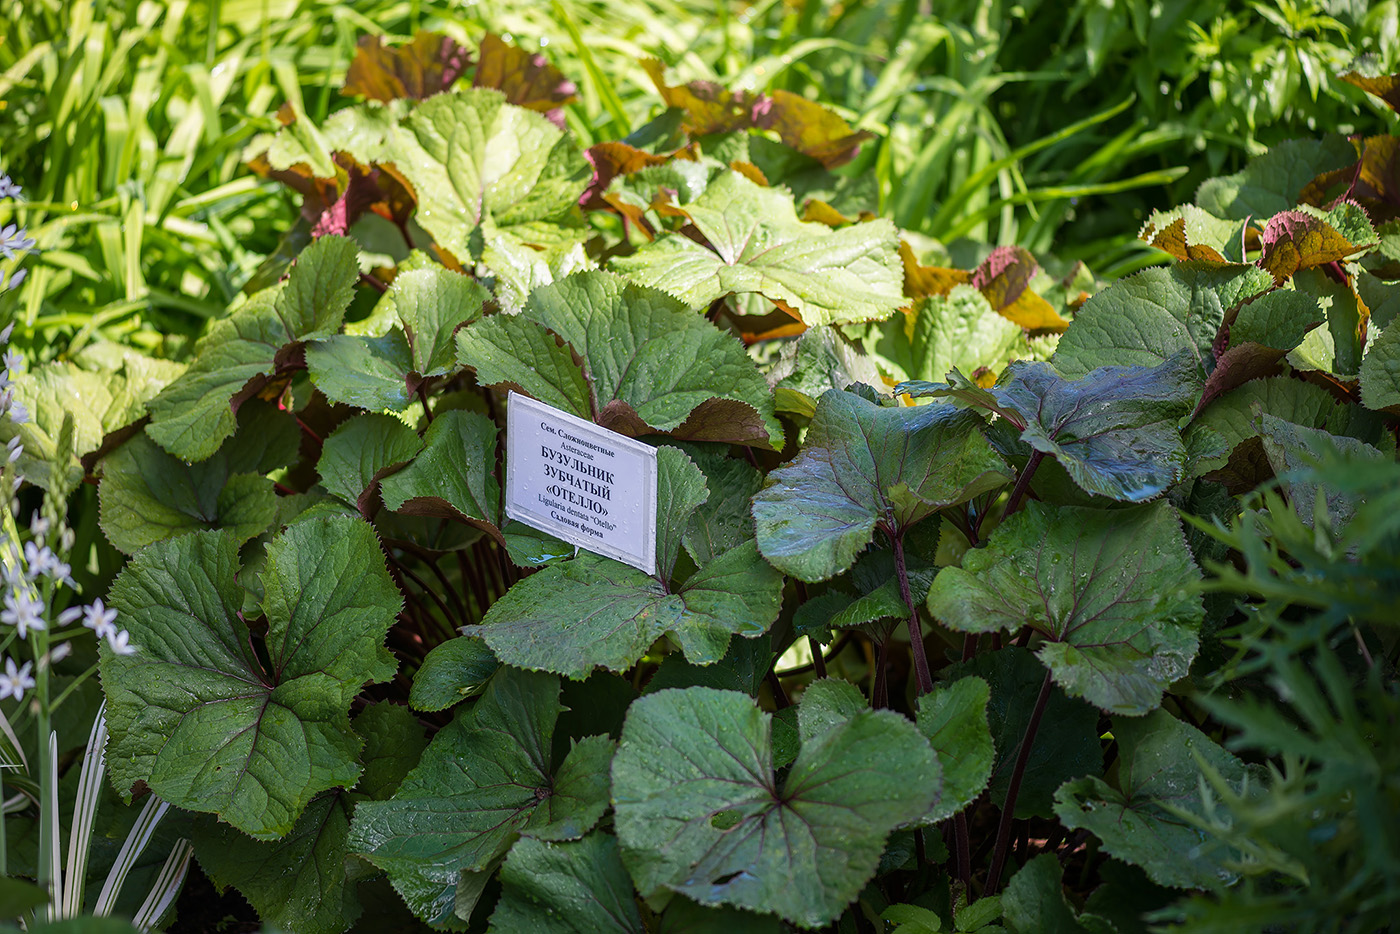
(29, 514, 49, 538)
(0, 322, 13, 343)
(0, 176, 19, 200)
(57, 604, 84, 626)
(1, 587, 46, 638)
(0, 224, 36, 261)
(23, 541, 55, 578)
(8, 399, 28, 424)
(106, 629, 136, 656)
(1, 350, 19, 374)
(0, 657, 35, 702)
(0, 269, 27, 292)
(83, 599, 118, 640)
(5, 436, 19, 463)
(48, 642, 72, 663)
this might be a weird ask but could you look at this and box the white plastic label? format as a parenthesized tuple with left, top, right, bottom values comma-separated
(504, 392, 658, 574)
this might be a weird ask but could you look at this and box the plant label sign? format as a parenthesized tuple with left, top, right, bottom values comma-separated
(505, 392, 658, 574)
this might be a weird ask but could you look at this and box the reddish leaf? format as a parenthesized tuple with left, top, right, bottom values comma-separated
(473, 33, 578, 127)
(971, 246, 1069, 332)
(757, 90, 873, 169)
(729, 160, 769, 186)
(900, 241, 970, 301)
(343, 32, 471, 102)
(581, 142, 673, 209)
(642, 59, 758, 137)
(1257, 203, 1374, 284)
(1350, 135, 1400, 224)
(1341, 71, 1400, 114)
(1140, 217, 1229, 264)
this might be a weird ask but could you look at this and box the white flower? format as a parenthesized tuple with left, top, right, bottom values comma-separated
(0, 322, 12, 343)
(0, 176, 19, 200)
(23, 541, 55, 578)
(83, 599, 118, 639)
(0, 224, 35, 261)
(57, 605, 84, 626)
(1, 269, 26, 292)
(49, 642, 72, 663)
(5, 436, 19, 463)
(8, 399, 28, 424)
(0, 657, 35, 702)
(29, 514, 49, 538)
(1, 587, 46, 638)
(0, 349, 19, 374)
(106, 629, 136, 656)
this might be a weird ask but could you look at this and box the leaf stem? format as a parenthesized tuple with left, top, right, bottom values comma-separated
(954, 812, 972, 888)
(891, 530, 934, 695)
(871, 638, 890, 709)
(1003, 449, 1045, 519)
(985, 669, 1054, 894)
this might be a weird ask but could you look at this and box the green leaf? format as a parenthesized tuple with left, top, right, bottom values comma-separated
(752, 389, 1010, 582)
(317, 413, 422, 511)
(612, 687, 940, 927)
(410, 636, 500, 712)
(643, 633, 772, 697)
(906, 286, 1027, 382)
(99, 405, 298, 553)
(102, 517, 402, 838)
(144, 289, 292, 462)
(305, 330, 416, 412)
(1053, 710, 1255, 890)
(902, 353, 1201, 502)
(917, 677, 994, 822)
(1052, 263, 1271, 378)
(1228, 288, 1322, 350)
(380, 409, 502, 531)
(767, 325, 888, 419)
(465, 541, 781, 680)
(797, 678, 869, 745)
(680, 448, 763, 566)
(612, 171, 904, 327)
(928, 502, 1202, 715)
(1195, 136, 1358, 221)
(487, 833, 644, 934)
(1257, 413, 1386, 530)
(275, 234, 361, 340)
(947, 648, 1102, 818)
(1289, 267, 1364, 376)
(384, 88, 590, 260)
(523, 271, 785, 449)
(348, 669, 615, 919)
(193, 703, 427, 934)
(455, 313, 592, 418)
(1361, 321, 1400, 412)
(1002, 854, 1116, 934)
(1139, 205, 1245, 263)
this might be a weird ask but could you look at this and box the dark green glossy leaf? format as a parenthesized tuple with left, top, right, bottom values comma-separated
(1003, 854, 1116, 934)
(410, 636, 500, 712)
(390, 265, 489, 377)
(929, 502, 1203, 715)
(103, 517, 402, 838)
(305, 330, 416, 412)
(612, 687, 940, 927)
(767, 325, 887, 419)
(797, 678, 868, 745)
(752, 389, 1010, 582)
(348, 669, 614, 921)
(98, 403, 298, 553)
(193, 703, 427, 934)
(902, 352, 1200, 502)
(680, 448, 763, 566)
(317, 413, 422, 510)
(1053, 710, 1254, 890)
(487, 833, 643, 934)
(455, 313, 592, 419)
(1195, 136, 1358, 221)
(380, 409, 501, 529)
(1052, 263, 1271, 379)
(916, 676, 994, 822)
(1361, 320, 1400, 412)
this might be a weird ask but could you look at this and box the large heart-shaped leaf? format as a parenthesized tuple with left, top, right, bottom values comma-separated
(916, 677, 994, 823)
(458, 271, 784, 449)
(102, 516, 402, 838)
(305, 330, 416, 413)
(380, 409, 502, 530)
(752, 388, 1010, 582)
(383, 88, 590, 260)
(193, 703, 427, 934)
(1053, 710, 1254, 889)
(317, 413, 423, 511)
(612, 686, 940, 927)
(900, 352, 1201, 502)
(348, 668, 615, 922)
(927, 501, 1203, 715)
(611, 171, 903, 327)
